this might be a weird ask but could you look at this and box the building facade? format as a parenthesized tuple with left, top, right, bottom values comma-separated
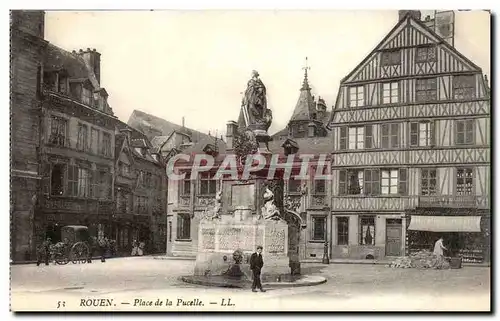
(113, 126, 167, 255)
(327, 11, 490, 261)
(10, 10, 47, 261)
(37, 42, 117, 246)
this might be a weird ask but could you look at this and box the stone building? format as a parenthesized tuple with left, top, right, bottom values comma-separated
(10, 10, 47, 261)
(327, 10, 490, 262)
(113, 123, 167, 255)
(37, 41, 117, 245)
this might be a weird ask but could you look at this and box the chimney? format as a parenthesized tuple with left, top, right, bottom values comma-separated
(182, 117, 185, 128)
(226, 121, 238, 151)
(398, 10, 422, 21)
(78, 48, 102, 84)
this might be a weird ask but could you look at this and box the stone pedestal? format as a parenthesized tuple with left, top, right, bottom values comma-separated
(194, 218, 290, 281)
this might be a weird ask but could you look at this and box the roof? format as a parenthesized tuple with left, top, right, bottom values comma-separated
(150, 136, 169, 149)
(127, 110, 212, 143)
(181, 136, 228, 155)
(289, 70, 317, 122)
(268, 136, 333, 155)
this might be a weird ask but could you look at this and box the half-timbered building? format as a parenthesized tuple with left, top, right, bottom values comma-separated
(327, 10, 490, 262)
(113, 124, 167, 255)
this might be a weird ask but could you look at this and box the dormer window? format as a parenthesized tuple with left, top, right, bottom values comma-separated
(82, 87, 92, 106)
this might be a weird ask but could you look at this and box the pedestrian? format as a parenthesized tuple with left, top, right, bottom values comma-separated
(433, 236, 447, 268)
(36, 237, 52, 266)
(131, 240, 138, 256)
(250, 245, 266, 293)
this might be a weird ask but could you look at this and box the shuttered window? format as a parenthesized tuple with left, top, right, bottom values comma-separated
(339, 126, 347, 150)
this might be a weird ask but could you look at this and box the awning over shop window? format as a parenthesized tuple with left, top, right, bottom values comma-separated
(408, 216, 481, 232)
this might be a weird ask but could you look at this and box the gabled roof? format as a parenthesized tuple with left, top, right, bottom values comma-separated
(268, 136, 333, 155)
(150, 136, 169, 149)
(181, 136, 227, 156)
(341, 12, 482, 84)
(127, 110, 212, 143)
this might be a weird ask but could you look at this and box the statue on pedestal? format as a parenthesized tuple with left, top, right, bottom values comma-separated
(241, 70, 273, 132)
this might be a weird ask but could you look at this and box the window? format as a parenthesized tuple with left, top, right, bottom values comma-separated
(50, 164, 65, 196)
(456, 168, 473, 196)
(313, 179, 326, 195)
(416, 78, 437, 102)
(410, 121, 434, 147)
(77, 167, 90, 197)
(339, 126, 348, 150)
(121, 163, 130, 176)
(90, 128, 99, 154)
(99, 171, 111, 199)
(381, 123, 400, 148)
(180, 172, 191, 196)
(337, 217, 349, 246)
(364, 169, 380, 196)
(382, 82, 399, 104)
(82, 87, 92, 105)
(359, 216, 375, 245)
(49, 116, 67, 147)
(349, 86, 364, 107)
(311, 216, 326, 241)
(416, 46, 437, 63)
(381, 169, 398, 195)
(365, 125, 374, 149)
(58, 77, 67, 94)
(456, 119, 475, 145)
(339, 169, 364, 195)
(199, 172, 217, 196)
(381, 169, 407, 195)
(381, 50, 401, 66)
(117, 191, 127, 213)
(67, 165, 78, 197)
(136, 196, 149, 214)
(101, 132, 111, 157)
(177, 213, 191, 240)
(453, 75, 476, 100)
(348, 126, 364, 150)
(77, 123, 88, 151)
(288, 179, 302, 194)
(421, 168, 437, 196)
(90, 170, 99, 198)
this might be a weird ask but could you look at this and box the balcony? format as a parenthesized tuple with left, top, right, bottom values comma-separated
(42, 196, 114, 214)
(418, 195, 489, 209)
(331, 196, 416, 211)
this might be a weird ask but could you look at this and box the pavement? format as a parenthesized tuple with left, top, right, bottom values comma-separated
(10, 256, 491, 312)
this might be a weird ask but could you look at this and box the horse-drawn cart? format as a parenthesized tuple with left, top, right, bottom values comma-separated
(51, 225, 92, 265)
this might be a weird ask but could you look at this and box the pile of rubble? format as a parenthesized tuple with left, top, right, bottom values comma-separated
(388, 250, 450, 269)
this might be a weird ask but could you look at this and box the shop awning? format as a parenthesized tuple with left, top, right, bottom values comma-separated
(408, 216, 481, 232)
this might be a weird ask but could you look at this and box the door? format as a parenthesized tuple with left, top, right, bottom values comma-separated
(386, 219, 402, 256)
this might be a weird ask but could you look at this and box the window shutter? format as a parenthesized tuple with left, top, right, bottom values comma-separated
(339, 126, 347, 150)
(430, 121, 435, 146)
(365, 125, 373, 149)
(410, 122, 419, 146)
(399, 168, 407, 195)
(381, 124, 389, 148)
(372, 169, 380, 195)
(339, 170, 347, 195)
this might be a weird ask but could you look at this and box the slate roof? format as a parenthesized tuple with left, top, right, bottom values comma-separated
(127, 110, 212, 143)
(289, 71, 317, 122)
(268, 136, 333, 155)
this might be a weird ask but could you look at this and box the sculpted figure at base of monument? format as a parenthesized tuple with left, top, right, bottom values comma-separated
(261, 186, 281, 221)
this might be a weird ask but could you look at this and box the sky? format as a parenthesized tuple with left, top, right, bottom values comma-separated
(44, 10, 490, 136)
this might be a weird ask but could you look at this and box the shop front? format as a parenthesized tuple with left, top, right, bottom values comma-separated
(406, 208, 490, 264)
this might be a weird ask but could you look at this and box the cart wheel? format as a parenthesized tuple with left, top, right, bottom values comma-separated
(55, 253, 69, 265)
(71, 242, 90, 264)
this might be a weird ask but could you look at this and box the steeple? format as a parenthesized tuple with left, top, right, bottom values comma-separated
(290, 57, 316, 122)
(301, 57, 311, 91)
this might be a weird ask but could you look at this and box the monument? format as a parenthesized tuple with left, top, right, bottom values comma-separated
(189, 71, 305, 284)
